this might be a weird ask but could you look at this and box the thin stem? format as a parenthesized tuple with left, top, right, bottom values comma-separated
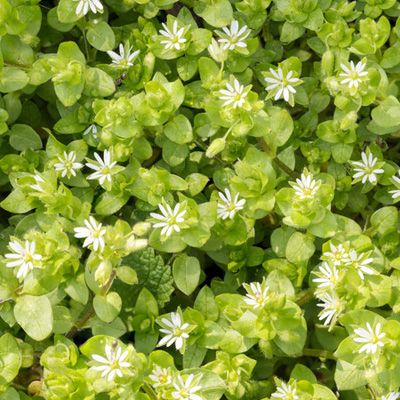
(296, 288, 314, 306)
(302, 348, 336, 361)
(142, 383, 158, 400)
(66, 270, 117, 338)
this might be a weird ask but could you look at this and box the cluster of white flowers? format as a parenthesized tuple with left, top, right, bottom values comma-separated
(314, 242, 376, 327)
(289, 170, 321, 201)
(353, 322, 386, 355)
(157, 312, 191, 351)
(91, 343, 130, 382)
(242, 278, 270, 310)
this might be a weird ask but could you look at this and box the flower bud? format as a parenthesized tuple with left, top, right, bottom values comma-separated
(95, 260, 113, 286)
(207, 38, 228, 63)
(340, 111, 358, 130)
(132, 222, 152, 236)
(206, 137, 226, 158)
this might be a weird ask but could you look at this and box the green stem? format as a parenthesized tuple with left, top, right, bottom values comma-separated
(142, 383, 158, 400)
(295, 288, 314, 306)
(302, 348, 336, 361)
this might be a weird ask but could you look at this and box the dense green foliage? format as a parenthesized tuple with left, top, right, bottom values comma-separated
(1, 0, 400, 399)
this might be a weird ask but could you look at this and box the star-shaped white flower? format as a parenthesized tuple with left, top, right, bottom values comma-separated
(353, 322, 385, 355)
(172, 374, 203, 400)
(91, 343, 130, 382)
(54, 151, 83, 178)
(389, 172, 400, 200)
(346, 250, 375, 280)
(157, 312, 190, 351)
(107, 43, 140, 67)
(150, 202, 187, 237)
(316, 292, 342, 326)
(30, 174, 46, 193)
(159, 20, 187, 51)
(243, 279, 270, 309)
(74, 0, 103, 16)
(313, 262, 340, 290)
(351, 151, 384, 185)
(321, 243, 350, 266)
(218, 79, 249, 109)
(217, 188, 246, 220)
(271, 381, 299, 400)
(216, 20, 251, 51)
(86, 149, 118, 185)
(149, 365, 172, 388)
(289, 171, 321, 200)
(264, 67, 300, 103)
(382, 392, 400, 400)
(74, 216, 106, 252)
(339, 61, 368, 89)
(4, 240, 43, 281)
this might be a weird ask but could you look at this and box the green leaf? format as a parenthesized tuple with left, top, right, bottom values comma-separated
(194, 286, 219, 321)
(9, 124, 42, 151)
(164, 114, 193, 144)
(0, 189, 34, 214)
(95, 191, 130, 215)
(371, 96, 400, 129)
(0, 333, 21, 384)
(93, 292, 122, 323)
(14, 295, 53, 341)
(122, 248, 174, 308)
(173, 255, 201, 296)
(84, 67, 115, 98)
(0, 67, 29, 93)
(194, 0, 233, 28)
(135, 287, 158, 317)
(285, 232, 315, 263)
(87, 21, 115, 51)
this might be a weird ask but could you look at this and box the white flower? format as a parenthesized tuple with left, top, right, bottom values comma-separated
(312, 262, 340, 290)
(207, 38, 227, 63)
(353, 322, 385, 355)
(389, 173, 400, 200)
(322, 243, 350, 266)
(217, 188, 246, 220)
(74, 216, 106, 252)
(83, 124, 98, 137)
(289, 171, 321, 200)
(351, 151, 384, 185)
(157, 312, 190, 351)
(172, 374, 202, 400)
(54, 151, 83, 178)
(316, 292, 342, 326)
(107, 43, 140, 67)
(218, 79, 249, 109)
(159, 20, 187, 51)
(86, 149, 118, 185)
(30, 174, 46, 193)
(74, 0, 103, 16)
(243, 279, 270, 309)
(264, 67, 300, 103)
(149, 365, 172, 388)
(382, 392, 400, 400)
(4, 240, 43, 281)
(271, 381, 299, 400)
(346, 250, 375, 280)
(216, 20, 251, 51)
(150, 202, 186, 237)
(91, 343, 130, 382)
(339, 61, 368, 89)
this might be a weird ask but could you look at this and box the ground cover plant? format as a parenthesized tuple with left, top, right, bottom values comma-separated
(1, 0, 400, 399)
